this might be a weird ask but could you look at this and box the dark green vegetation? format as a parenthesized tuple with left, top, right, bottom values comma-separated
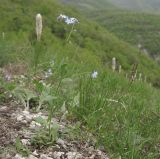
(87, 10, 160, 61)
(61, 0, 114, 11)
(63, 0, 160, 13)
(0, 0, 160, 159)
(61, 0, 160, 71)
(108, 0, 160, 12)
(62, 0, 160, 69)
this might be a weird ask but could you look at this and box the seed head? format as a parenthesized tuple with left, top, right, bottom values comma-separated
(112, 57, 116, 72)
(36, 13, 43, 41)
(118, 65, 122, 73)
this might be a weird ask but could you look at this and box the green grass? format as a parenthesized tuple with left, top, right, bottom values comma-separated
(69, 71, 160, 158)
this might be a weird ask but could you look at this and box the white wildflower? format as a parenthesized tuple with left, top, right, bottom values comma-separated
(57, 14, 79, 25)
(48, 68, 52, 74)
(91, 71, 98, 79)
(45, 68, 52, 78)
(57, 14, 68, 21)
(65, 17, 79, 25)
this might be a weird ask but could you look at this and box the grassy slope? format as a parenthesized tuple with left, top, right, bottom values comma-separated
(73, 70, 160, 159)
(107, 0, 160, 12)
(61, 0, 114, 10)
(0, 0, 160, 85)
(61, 0, 160, 84)
(62, 0, 160, 59)
(0, 0, 160, 159)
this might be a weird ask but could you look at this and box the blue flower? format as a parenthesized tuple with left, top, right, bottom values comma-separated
(57, 14, 79, 25)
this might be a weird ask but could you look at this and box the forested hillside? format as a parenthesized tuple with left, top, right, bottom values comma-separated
(108, 0, 160, 12)
(62, 0, 160, 13)
(61, 0, 160, 64)
(89, 10, 160, 61)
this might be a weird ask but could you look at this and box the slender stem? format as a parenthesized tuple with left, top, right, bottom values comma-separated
(66, 24, 75, 42)
(26, 100, 30, 111)
(37, 102, 41, 112)
(48, 120, 51, 137)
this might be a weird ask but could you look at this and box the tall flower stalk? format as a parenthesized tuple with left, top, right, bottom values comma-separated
(112, 57, 116, 72)
(36, 13, 43, 41)
(34, 13, 43, 74)
(118, 65, 122, 73)
(66, 23, 75, 42)
(57, 14, 79, 42)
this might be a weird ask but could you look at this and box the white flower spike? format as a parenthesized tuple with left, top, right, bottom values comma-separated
(36, 13, 43, 41)
(112, 57, 116, 72)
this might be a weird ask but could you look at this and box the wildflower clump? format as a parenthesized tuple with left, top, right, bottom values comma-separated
(57, 14, 79, 25)
(57, 14, 79, 42)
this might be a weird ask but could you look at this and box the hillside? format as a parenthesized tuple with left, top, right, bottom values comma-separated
(61, 0, 114, 11)
(61, 0, 160, 13)
(0, 0, 160, 159)
(61, 0, 160, 64)
(88, 10, 160, 61)
(108, 0, 160, 12)
(1, 0, 160, 84)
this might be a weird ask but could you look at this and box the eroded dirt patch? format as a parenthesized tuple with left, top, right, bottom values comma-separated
(0, 102, 109, 159)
